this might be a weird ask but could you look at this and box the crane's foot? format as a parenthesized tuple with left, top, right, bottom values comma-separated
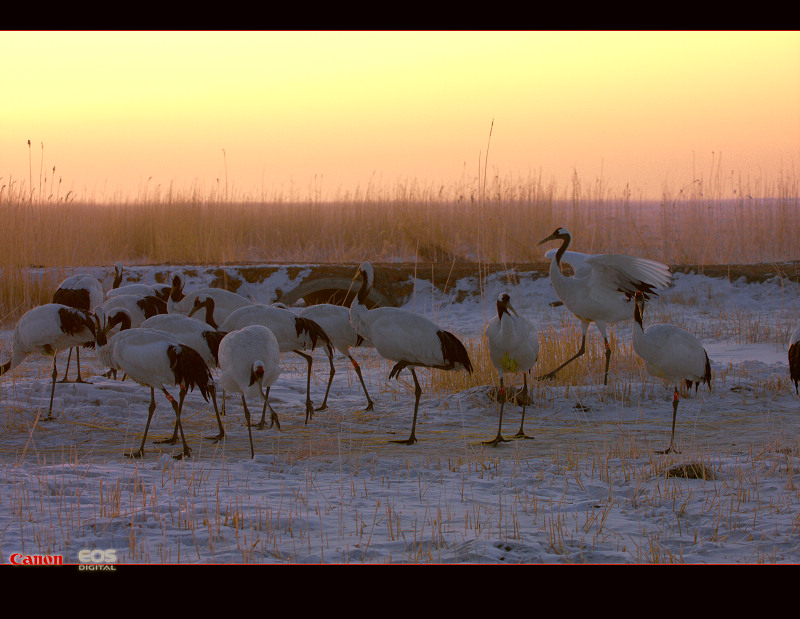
(125, 449, 145, 459)
(511, 430, 534, 440)
(483, 434, 510, 447)
(390, 435, 418, 445)
(362, 401, 375, 413)
(656, 446, 680, 455)
(173, 448, 192, 460)
(314, 403, 328, 412)
(205, 432, 225, 443)
(153, 435, 179, 445)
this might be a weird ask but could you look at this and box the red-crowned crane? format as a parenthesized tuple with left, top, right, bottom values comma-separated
(140, 313, 226, 442)
(52, 273, 103, 382)
(217, 325, 282, 458)
(1, 304, 96, 418)
(300, 302, 374, 412)
(483, 292, 539, 446)
(537, 227, 671, 386)
(207, 301, 333, 427)
(166, 272, 252, 324)
(350, 262, 473, 445)
(100, 294, 167, 329)
(92, 309, 213, 459)
(789, 327, 800, 394)
(631, 291, 711, 454)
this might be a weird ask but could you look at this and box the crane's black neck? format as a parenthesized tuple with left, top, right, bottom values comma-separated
(192, 298, 218, 329)
(555, 234, 570, 267)
(357, 270, 370, 305)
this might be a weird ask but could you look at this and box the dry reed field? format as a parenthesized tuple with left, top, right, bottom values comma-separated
(1, 163, 798, 322)
(1, 167, 800, 564)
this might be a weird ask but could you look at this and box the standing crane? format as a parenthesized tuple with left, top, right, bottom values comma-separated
(350, 262, 473, 445)
(537, 227, 671, 385)
(93, 309, 213, 459)
(1, 304, 96, 418)
(52, 273, 103, 382)
(217, 325, 282, 458)
(631, 291, 711, 454)
(484, 292, 539, 446)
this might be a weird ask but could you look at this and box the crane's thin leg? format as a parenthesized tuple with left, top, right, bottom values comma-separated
(602, 338, 612, 386)
(170, 387, 191, 459)
(251, 387, 280, 430)
(350, 355, 374, 412)
(46, 355, 58, 420)
(58, 348, 73, 383)
(155, 388, 184, 445)
(74, 348, 87, 383)
(295, 350, 315, 424)
(512, 373, 534, 440)
(656, 388, 681, 455)
(241, 396, 255, 459)
(391, 366, 421, 445)
(315, 349, 336, 412)
(205, 383, 225, 442)
(126, 388, 157, 458)
(156, 418, 181, 445)
(484, 378, 510, 446)
(537, 334, 586, 381)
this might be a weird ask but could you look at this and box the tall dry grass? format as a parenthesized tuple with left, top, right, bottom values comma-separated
(1, 163, 798, 320)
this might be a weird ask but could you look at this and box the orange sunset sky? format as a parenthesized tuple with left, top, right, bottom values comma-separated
(2, 31, 799, 201)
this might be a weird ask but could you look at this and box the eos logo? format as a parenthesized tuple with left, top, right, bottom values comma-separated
(78, 549, 118, 571)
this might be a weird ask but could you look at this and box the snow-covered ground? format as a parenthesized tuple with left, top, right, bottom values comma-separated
(1, 265, 799, 565)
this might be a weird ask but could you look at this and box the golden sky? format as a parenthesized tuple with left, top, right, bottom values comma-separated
(2, 31, 799, 201)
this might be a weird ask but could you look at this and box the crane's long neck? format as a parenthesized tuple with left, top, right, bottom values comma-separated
(549, 234, 571, 286)
(349, 270, 371, 339)
(191, 298, 218, 329)
(554, 234, 570, 269)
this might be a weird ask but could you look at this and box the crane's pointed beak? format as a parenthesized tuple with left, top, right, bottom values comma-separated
(537, 233, 557, 246)
(507, 302, 519, 317)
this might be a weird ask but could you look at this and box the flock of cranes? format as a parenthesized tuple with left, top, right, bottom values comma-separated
(2, 227, 794, 459)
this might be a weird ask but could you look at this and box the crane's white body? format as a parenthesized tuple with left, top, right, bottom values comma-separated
(107, 283, 170, 301)
(484, 293, 539, 445)
(141, 313, 223, 371)
(169, 287, 252, 322)
(93, 315, 213, 459)
(218, 325, 282, 457)
(631, 292, 710, 454)
(537, 227, 671, 385)
(0, 303, 96, 417)
(350, 262, 472, 444)
(544, 247, 671, 328)
(53, 274, 104, 310)
(52, 274, 104, 382)
(301, 303, 372, 352)
(218, 303, 333, 423)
